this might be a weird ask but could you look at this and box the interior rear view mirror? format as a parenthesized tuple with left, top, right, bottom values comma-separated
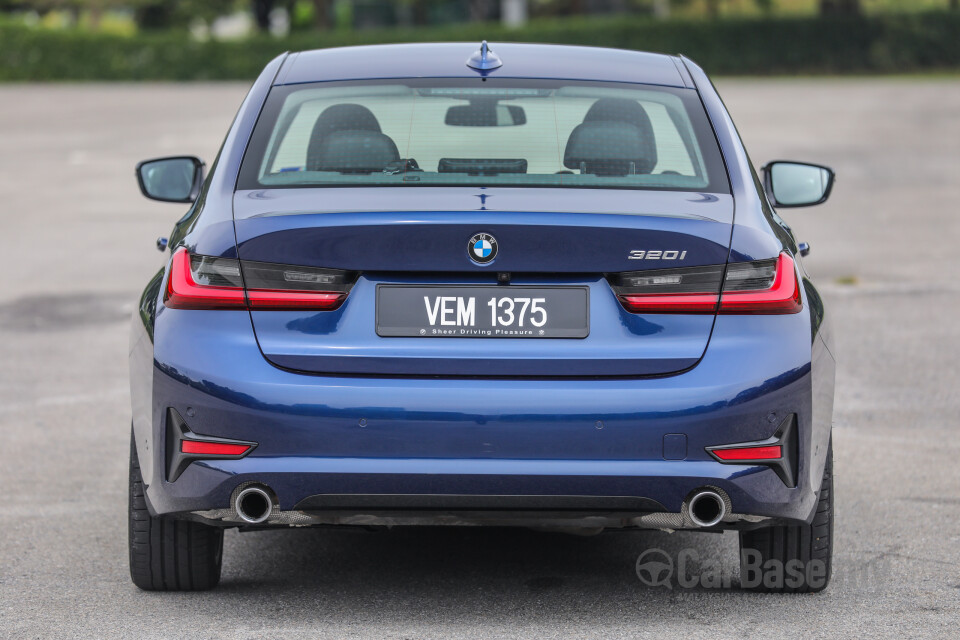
(445, 103, 526, 127)
(136, 156, 204, 203)
(762, 161, 835, 207)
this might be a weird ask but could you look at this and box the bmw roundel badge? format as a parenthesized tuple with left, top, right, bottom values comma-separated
(468, 233, 498, 264)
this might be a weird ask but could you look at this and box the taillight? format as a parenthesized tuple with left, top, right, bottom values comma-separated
(165, 249, 247, 310)
(245, 289, 345, 310)
(164, 247, 353, 311)
(614, 264, 724, 314)
(613, 252, 801, 315)
(717, 253, 802, 315)
(241, 259, 351, 310)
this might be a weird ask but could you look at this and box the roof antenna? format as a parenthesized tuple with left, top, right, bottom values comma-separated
(466, 40, 503, 72)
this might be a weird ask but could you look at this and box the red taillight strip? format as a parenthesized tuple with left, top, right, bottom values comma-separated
(165, 247, 347, 311)
(618, 292, 719, 314)
(718, 253, 802, 315)
(165, 247, 247, 310)
(617, 252, 802, 315)
(711, 445, 782, 461)
(247, 289, 345, 310)
(181, 440, 252, 456)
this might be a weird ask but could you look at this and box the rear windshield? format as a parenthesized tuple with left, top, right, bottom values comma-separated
(237, 78, 729, 193)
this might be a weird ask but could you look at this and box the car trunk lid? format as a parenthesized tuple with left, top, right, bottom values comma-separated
(233, 188, 733, 377)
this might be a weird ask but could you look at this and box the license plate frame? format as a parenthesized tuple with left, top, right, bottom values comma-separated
(376, 284, 590, 338)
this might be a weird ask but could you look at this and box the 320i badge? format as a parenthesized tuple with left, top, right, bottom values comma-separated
(128, 41, 836, 592)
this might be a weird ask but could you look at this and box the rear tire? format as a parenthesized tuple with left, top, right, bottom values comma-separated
(128, 431, 223, 591)
(739, 440, 833, 593)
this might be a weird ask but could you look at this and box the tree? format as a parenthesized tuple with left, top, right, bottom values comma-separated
(819, 0, 861, 17)
(251, 0, 296, 31)
(252, 0, 273, 30)
(311, 0, 330, 29)
(660, 0, 779, 20)
(469, 0, 495, 21)
(132, 0, 236, 30)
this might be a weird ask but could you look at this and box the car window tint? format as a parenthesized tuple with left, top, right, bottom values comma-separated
(239, 79, 729, 193)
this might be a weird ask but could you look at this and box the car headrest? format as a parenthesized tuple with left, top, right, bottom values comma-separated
(310, 130, 400, 174)
(563, 121, 657, 175)
(564, 98, 658, 175)
(584, 98, 653, 128)
(307, 104, 383, 171)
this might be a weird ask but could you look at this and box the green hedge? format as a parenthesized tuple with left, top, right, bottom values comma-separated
(1, 11, 959, 81)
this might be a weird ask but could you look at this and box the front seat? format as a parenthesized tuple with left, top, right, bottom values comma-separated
(306, 103, 400, 173)
(563, 98, 658, 176)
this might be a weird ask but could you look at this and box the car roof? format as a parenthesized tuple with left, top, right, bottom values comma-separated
(276, 42, 691, 88)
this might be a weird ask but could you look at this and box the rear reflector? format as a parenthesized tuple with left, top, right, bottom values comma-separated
(711, 445, 782, 461)
(615, 252, 801, 315)
(181, 440, 252, 456)
(164, 247, 352, 311)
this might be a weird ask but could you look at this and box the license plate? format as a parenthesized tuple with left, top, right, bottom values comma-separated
(376, 285, 589, 338)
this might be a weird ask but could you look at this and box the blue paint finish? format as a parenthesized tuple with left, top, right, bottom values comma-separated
(128, 44, 836, 531)
(663, 434, 688, 460)
(231, 194, 733, 376)
(233, 187, 733, 222)
(278, 43, 686, 87)
(131, 55, 290, 470)
(249, 273, 711, 377)
(144, 302, 818, 522)
(233, 209, 733, 272)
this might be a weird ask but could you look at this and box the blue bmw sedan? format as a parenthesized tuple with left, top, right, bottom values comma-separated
(129, 42, 836, 592)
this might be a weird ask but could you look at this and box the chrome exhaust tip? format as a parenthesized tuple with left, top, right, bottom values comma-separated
(688, 490, 727, 528)
(235, 485, 273, 524)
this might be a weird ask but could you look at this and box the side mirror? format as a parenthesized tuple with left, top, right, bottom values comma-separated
(136, 156, 204, 203)
(762, 161, 835, 208)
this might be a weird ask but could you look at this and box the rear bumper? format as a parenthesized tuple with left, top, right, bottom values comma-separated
(131, 303, 834, 529)
(178, 458, 785, 530)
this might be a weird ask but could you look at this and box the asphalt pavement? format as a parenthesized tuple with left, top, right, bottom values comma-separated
(0, 78, 958, 638)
